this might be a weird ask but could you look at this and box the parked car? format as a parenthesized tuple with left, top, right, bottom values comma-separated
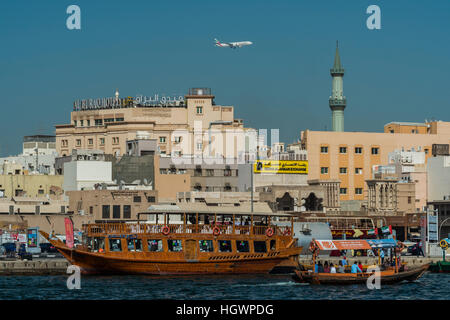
(1, 243, 32, 260)
(39, 243, 58, 253)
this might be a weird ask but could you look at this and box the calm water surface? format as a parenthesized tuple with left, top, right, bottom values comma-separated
(0, 272, 448, 300)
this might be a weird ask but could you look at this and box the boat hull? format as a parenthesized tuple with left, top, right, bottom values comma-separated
(50, 237, 302, 275)
(292, 264, 429, 285)
(428, 261, 450, 273)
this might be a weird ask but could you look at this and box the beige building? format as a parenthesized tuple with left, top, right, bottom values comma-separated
(67, 189, 158, 221)
(56, 88, 253, 158)
(302, 121, 450, 201)
(0, 174, 64, 198)
(365, 179, 416, 215)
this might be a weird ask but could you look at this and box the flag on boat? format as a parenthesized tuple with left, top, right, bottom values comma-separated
(368, 228, 378, 236)
(381, 225, 392, 234)
(64, 217, 74, 248)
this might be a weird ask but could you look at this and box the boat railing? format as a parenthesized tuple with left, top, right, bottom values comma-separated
(84, 223, 292, 236)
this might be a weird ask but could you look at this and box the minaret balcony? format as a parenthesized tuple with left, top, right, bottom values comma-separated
(329, 98, 346, 107)
(330, 68, 344, 75)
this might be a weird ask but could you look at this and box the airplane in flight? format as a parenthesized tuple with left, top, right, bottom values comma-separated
(214, 38, 253, 49)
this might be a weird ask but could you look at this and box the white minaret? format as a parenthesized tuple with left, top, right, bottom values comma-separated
(115, 88, 119, 100)
(329, 41, 346, 132)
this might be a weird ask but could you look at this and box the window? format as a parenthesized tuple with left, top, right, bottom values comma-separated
(100, 138, 105, 145)
(339, 147, 347, 154)
(95, 119, 103, 126)
(147, 196, 156, 203)
(355, 188, 363, 195)
(88, 138, 93, 145)
(371, 147, 379, 155)
(127, 238, 142, 252)
(196, 143, 203, 151)
(199, 240, 214, 252)
(102, 205, 110, 219)
(112, 137, 119, 144)
(320, 146, 328, 153)
(104, 118, 114, 123)
(270, 240, 276, 251)
(320, 167, 328, 174)
(123, 205, 131, 219)
(194, 167, 202, 177)
(408, 196, 412, 204)
(113, 205, 120, 219)
(196, 106, 203, 114)
(93, 237, 105, 253)
(254, 241, 267, 253)
(159, 137, 166, 143)
(109, 239, 122, 252)
(174, 136, 182, 143)
(74, 120, 77, 127)
(168, 239, 183, 252)
(425, 149, 429, 155)
(148, 239, 163, 252)
(76, 139, 81, 146)
(133, 196, 141, 203)
(236, 240, 249, 252)
(87, 120, 90, 127)
(219, 240, 232, 252)
(206, 169, 214, 177)
(340, 188, 347, 194)
(38, 189, 44, 194)
(224, 169, 232, 176)
(115, 117, 124, 122)
(80, 120, 84, 127)
(339, 167, 347, 174)
(355, 147, 363, 154)
(355, 168, 363, 175)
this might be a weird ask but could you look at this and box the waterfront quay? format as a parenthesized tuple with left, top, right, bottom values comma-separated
(0, 256, 444, 276)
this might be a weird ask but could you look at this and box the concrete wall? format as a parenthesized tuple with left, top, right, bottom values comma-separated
(0, 175, 64, 198)
(427, 156, 450, 201)
(63, 161, 112, 192)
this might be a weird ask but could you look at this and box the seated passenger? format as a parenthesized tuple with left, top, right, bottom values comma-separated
(337, 261, 345, 273)
(358, 261, 364, 272)
(317, 261, 324, 273)
(330, 263, 336, 273)
(351, 262, 362, 273)
(323, 261, 330, 273)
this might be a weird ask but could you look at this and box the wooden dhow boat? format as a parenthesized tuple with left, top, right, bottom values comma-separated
(40, 208, 302, 275)
(292, 239, 428, 285)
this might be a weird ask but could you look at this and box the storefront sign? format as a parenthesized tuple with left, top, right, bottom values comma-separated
(253, 160, 308, 174)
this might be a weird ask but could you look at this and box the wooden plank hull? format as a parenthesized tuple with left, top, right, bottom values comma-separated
(52, 240, 302, 275)
(292, 264, 429, 285)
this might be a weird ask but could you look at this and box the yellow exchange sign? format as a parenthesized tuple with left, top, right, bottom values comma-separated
(253, 160, 308, 174)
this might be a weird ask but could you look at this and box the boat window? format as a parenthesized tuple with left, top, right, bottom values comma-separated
(109, 239, 122, 252)
(254, 241, 267, 253)
(270, 240, 276, 251)
(236, 240, 249, 253)
(199, 240, 214, 252)
(219, 240, 232, 252)
(86, 237, 93, 249)
(93, 237, 105, 253)
(168, 239, 183, 252)
(147, 239, 163, 252)
(127, 239, 142, 252)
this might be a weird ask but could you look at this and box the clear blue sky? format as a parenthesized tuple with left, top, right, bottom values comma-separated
(1, 0, 450, 156)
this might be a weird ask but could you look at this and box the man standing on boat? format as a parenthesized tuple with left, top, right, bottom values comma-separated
(380, 249, 385, 264)
(351, 261, 362, 273)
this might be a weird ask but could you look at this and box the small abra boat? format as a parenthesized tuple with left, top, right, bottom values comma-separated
(293, 264, 429, 285)
(292, 239, 428, 285)
(41, 209, 302, 275)
(428, 239, 450, 273)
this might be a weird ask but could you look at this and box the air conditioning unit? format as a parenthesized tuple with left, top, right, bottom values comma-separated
(78, 210, 85, 215)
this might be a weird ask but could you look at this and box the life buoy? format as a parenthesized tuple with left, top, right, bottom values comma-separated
(440, 239, 449, 249)
(162, 225, 170, 235)
(283, 229, 291, 236)
(212, 226, 221, 236)
(266, 227, 274, 237)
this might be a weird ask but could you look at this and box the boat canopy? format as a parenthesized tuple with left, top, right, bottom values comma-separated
(313, 239, 372, 251)
(367, 239, 397, 248)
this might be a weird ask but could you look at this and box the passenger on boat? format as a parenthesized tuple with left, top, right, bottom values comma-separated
(358, 261, 364, 272)
(315, 261, 324, 273)
(341, 256, 348, 267)
(351, 262, 362, 273)
(337, 261, 345, 273)
(380, 249, 385, 264)
(330, 263, 336, 273)
(323, 261, 330, 273)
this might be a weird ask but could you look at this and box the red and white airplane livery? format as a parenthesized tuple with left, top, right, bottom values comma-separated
(214, 38, 253, 49)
